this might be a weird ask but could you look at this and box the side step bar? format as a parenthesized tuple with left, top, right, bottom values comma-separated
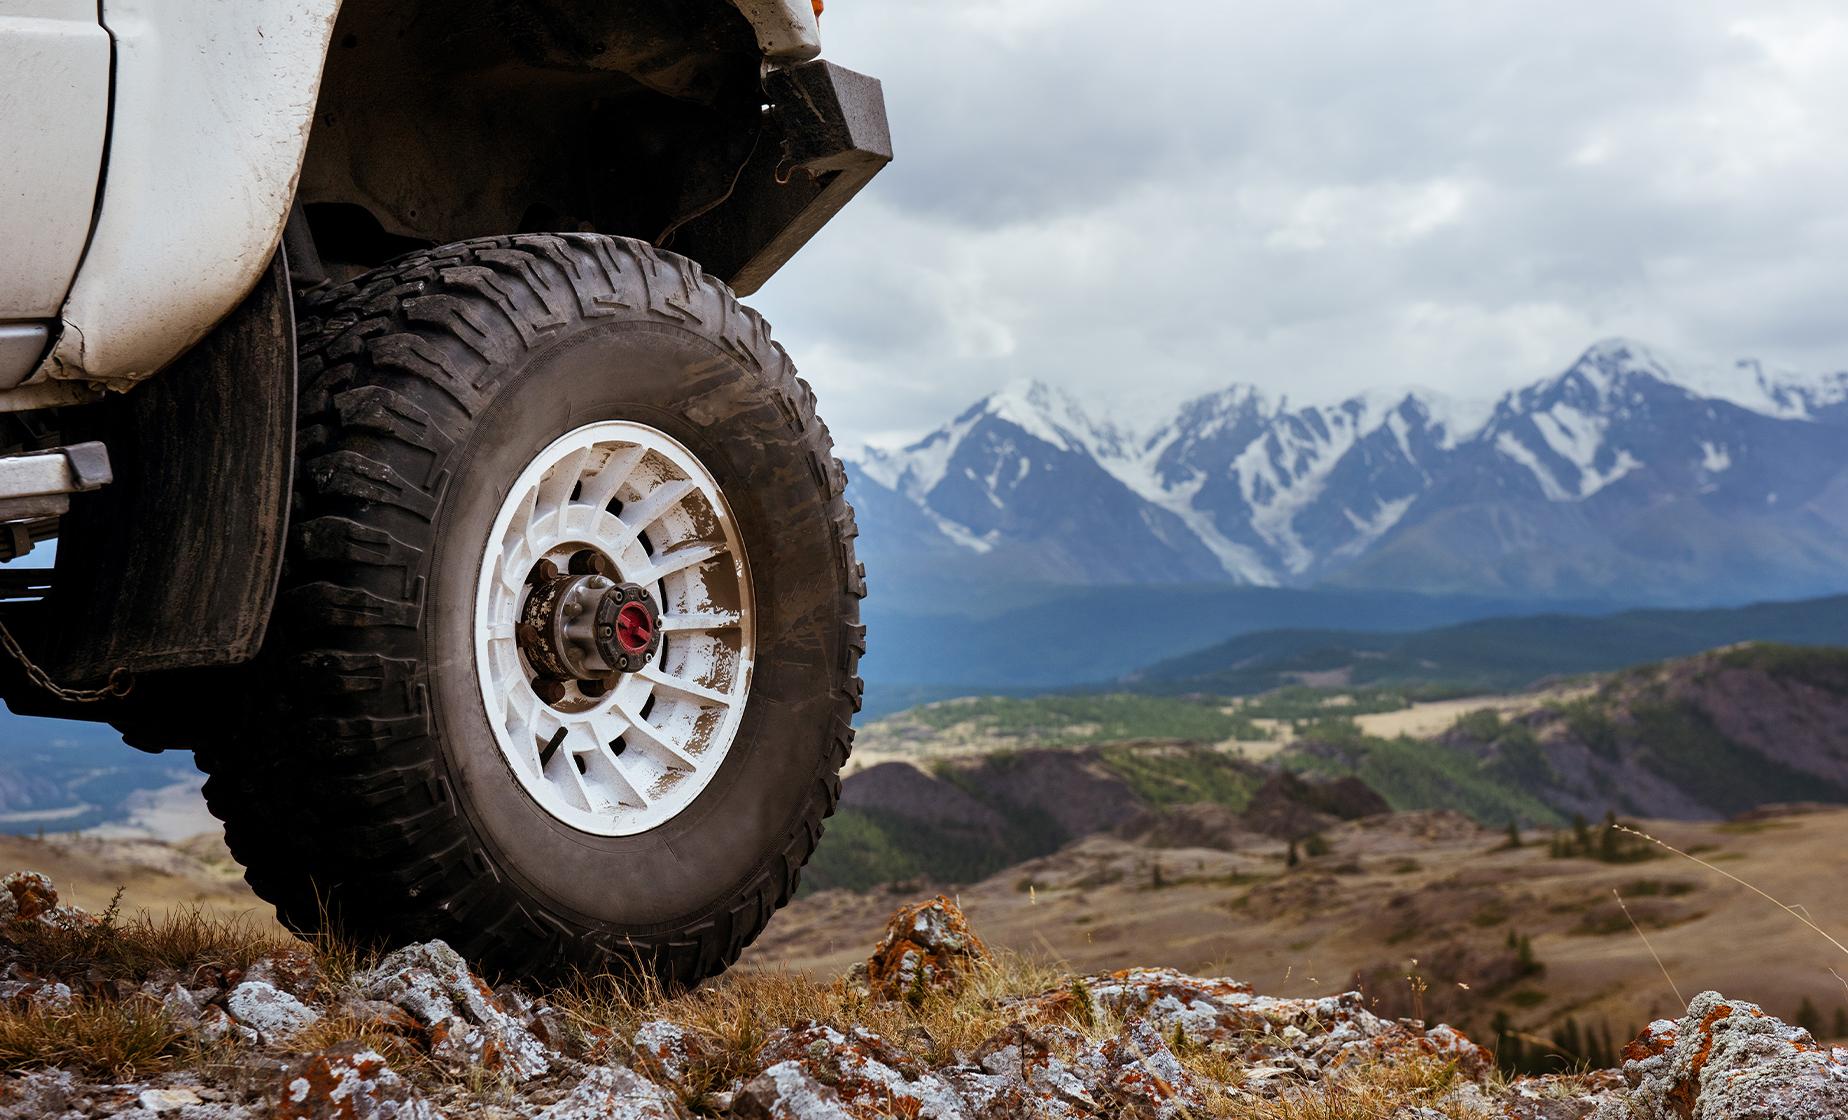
(0, 441, 112, 521)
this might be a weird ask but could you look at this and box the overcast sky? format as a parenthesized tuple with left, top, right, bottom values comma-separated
(747, 1, 1848, 450)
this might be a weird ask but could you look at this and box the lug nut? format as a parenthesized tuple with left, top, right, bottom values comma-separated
(569, 549, 613, 576)
(532, 678, 566, 705)
(527, 559, 559, 586)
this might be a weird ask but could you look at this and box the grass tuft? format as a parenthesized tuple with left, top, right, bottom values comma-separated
(3, 902, 296, 990)
(0, 997, 186, 1078)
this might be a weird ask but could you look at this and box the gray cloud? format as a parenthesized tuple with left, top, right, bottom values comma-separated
(745, 0, 1848, 448)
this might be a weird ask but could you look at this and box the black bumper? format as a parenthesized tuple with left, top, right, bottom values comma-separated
(672, 60, 892, 297)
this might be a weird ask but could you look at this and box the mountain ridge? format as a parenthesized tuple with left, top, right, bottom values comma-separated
(849, 339, 1848, 602)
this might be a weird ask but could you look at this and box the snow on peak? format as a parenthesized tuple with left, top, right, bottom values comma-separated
(853, 338, 1845, 581)
(1565, 337, 1848, 420)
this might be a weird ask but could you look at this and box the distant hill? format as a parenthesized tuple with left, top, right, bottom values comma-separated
(1126, 594, 1848, 696)
(861, 583, 1596, 715)
(1296, 643, 1848, 826)
(0, 708, 191, 834)
(835, 642, 1848, 890)
(805, 742, 1386, 892)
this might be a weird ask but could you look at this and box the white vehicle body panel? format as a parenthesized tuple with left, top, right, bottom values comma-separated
(15, 0, 819, 394)
(32, 0, 341, 389)
(0, 0, 109, 319)
(733, 0, 820, 62)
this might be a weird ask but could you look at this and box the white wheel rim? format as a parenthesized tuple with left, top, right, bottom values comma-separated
(473, 421, 755, 836)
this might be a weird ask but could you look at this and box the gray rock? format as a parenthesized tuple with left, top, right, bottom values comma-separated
(1595, 991, 1848, 1119)
(944, 1023, 1095, 1118)
(239, 953, 321, 1002)
(276, 1043, 443, 1120)
(0, 1069, 82, 1120)
(631, 1020, 701, 1084)
(1073, 1019, 1203, 1119)
(754, 1021, 969, 1119)
(732, 1062, 856, 1120)
(532, 1066, 686, 1119)
(196, 1004, 260, 1046)
(225, 980, 321, 1042)
(138, 1087, 202, 1112)
(354, 940, 550, 1080)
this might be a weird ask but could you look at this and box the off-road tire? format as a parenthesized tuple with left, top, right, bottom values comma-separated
(195, 233, 864, 985)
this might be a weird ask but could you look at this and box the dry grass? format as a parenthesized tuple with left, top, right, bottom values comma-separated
(549, 950, 1086, 1106)
(4, 898, 297, 989)
(0, 996, 187, 1079)
(1209, 1056, 1482, 1119)
(0, 894, 357, 1082)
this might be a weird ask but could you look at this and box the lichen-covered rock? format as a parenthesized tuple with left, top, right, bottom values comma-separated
(939, 1023, 1095, 1119)
(0, 871, 92, 930)
(0, 1069, 81, 1120)
(1073, 1019, 1204, 1119)
(354, 940, 550, 1080)
(0, 871, 57, 923)
(1596, 991, 1848, 1119)
(197, 1003, 260, 1045)
(1011, 968, 1491, 1090)
(865, 896, 991, 1003)
(732, 1061, 856, 1120)
(226, 979, 321, 1042)
(277, 1044, 442, 1120)
(631, 1020, 712, 1084)
(533, 1066, 687, 1120)
(753, 1020, 969, 1119)
(240, 949, 323, 1002)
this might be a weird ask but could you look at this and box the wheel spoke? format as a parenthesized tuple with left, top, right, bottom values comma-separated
(587, 747, 650, 808)
(579, 716, 651, 808)
(614, 478, 696, 538)
(508, 484, 543, 550)
(659, 610, 742, 632)
(639, 667, 733, 707)
(550, 747, 596, 812)
(634, 541, 723, 584)
(535, 447, 591, 514)
(614, 699, 698, 770)
(578, 445, 647, 512)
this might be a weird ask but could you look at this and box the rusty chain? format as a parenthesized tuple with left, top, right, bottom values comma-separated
(0, 618, 131, 702)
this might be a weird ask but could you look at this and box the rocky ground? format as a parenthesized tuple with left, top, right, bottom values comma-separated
(0, 874, 1842, 1118)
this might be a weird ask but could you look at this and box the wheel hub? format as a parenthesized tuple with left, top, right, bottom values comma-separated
(517, 570, 663, 685)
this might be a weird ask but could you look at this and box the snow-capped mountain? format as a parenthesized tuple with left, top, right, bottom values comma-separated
(848, 340, 1848, 604)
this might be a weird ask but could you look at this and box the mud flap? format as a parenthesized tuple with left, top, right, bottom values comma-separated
(30, 252, 296, 692)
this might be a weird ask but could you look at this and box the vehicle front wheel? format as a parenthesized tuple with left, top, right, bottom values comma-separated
(198, 233, 864, 985)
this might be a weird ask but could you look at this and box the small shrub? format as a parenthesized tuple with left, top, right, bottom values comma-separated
(1470, 901, 1510, 928)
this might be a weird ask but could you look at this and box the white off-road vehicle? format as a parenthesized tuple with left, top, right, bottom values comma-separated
(0, 0, 885, 984)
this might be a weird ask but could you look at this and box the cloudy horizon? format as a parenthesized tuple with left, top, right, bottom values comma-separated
(747, 0, 1848, 452)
